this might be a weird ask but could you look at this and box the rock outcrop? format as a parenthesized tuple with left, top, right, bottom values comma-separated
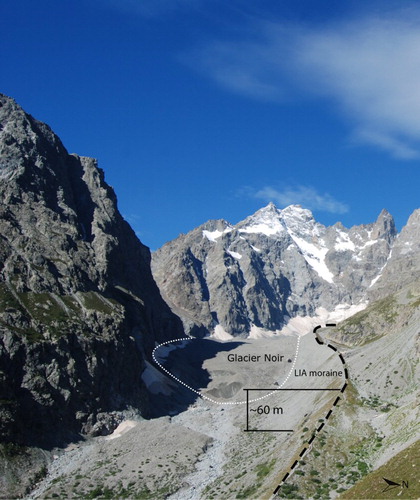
(369, 208, 420, 301)
(0, 93, 183, 448)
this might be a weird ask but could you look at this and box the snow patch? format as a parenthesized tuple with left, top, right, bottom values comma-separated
(358, 240, 377, 250)
(239, 221, 284, 236)
(279, 315, 320, 336)
(369, 250, 393, 287)
(281, 206, 317, 236)
(251, 245, 261, 252)
(369, 274, 382, 287)
(289, 234, 334, 283)
(211, 324, 234, 340)
(141, 361, 173, 395)
(248, 325, 277, 339)
(153, 340, 188, 362)
(203, 227, 232, 242)
(325, 302, 368, 322)
(105, 420, 137, 441)
(335, 231, 355, 251)
(238, 205, 286, 236)
(279, 302, 368, 336)
(227, 250, 242, 260)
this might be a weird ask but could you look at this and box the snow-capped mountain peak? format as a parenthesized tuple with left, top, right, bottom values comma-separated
(280, 204, 314, 222)
(281, 205, 321, 240)
(152, 204, 400, 338)
(237, 202, 286, 236)
(236, 204, 333, 282)
(237, 203, 320, 238)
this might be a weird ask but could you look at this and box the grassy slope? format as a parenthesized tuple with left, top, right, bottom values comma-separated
(273, 285, 419, 500)
(340, 439, 419, 499)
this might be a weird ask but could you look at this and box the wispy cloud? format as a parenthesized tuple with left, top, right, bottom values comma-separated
(252, 185, 349, 214)
(123, 213, 142, 225)
(190, 7, 420, 158)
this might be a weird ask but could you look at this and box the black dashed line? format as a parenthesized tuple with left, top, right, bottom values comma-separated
(273, 323, 350, 494)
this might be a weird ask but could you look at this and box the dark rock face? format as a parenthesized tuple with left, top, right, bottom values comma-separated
(0, 94, 183, 447)
(152, 204, 399, 337)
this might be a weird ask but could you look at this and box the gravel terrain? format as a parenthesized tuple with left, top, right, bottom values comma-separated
(26, 312, 419, 499)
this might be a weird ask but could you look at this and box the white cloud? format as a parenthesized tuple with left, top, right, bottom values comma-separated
(191, 8, 420, 158)
(351, 129, 420, 160)
(254, 185, 349, 214)
(123, 213, 142, 225)
(190, 26, 296, 102)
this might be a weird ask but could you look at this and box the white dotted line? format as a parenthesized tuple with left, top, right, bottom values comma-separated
(152, 335, 300, 406)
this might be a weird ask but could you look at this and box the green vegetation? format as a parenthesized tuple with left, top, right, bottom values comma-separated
(0, 442, 27, 459)
(19, 292, 68, 325)
(85, 485, 115, 499)
(337, 294, 400, 345)
(0, 281, 123, 342)
(371, 296, 399, 323)
(80, 292, 116, 315)
(64, 479, 178, 500)
(0, 283, 21, 310)
(256, 459, 276, 480)
(276, 411, 382, 500)
(236, 483, 261, 498)
(32, 465, 48, 485)
(276, 483, 303, 499)
(361, 395, 396, 412)
(234, 460, 275, 498)
(340, 439, 419, 499)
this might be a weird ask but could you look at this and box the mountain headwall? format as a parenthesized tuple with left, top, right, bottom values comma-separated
(152, 203, 400, 337)
(0, 94, 183, 447)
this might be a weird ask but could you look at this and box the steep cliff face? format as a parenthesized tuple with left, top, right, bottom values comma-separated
(0, 94, 183, 447)
(152, 203, 398, 337)
(369, 209, 420, 301)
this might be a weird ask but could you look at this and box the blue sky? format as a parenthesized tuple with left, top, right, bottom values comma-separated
(2, 0, 420, 248)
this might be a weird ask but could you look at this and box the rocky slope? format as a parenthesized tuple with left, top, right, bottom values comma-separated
(275, 281, 419, 500)
(25, 283, 420, 500)
(152, 203, 398, 337)
(0, 93, 183, 495)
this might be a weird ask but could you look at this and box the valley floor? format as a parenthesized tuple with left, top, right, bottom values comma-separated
(26, 319, 419, 500)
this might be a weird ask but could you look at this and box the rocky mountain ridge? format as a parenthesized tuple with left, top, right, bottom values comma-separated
(0, 93, 183, 457)
(151, 202, 413, 337)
